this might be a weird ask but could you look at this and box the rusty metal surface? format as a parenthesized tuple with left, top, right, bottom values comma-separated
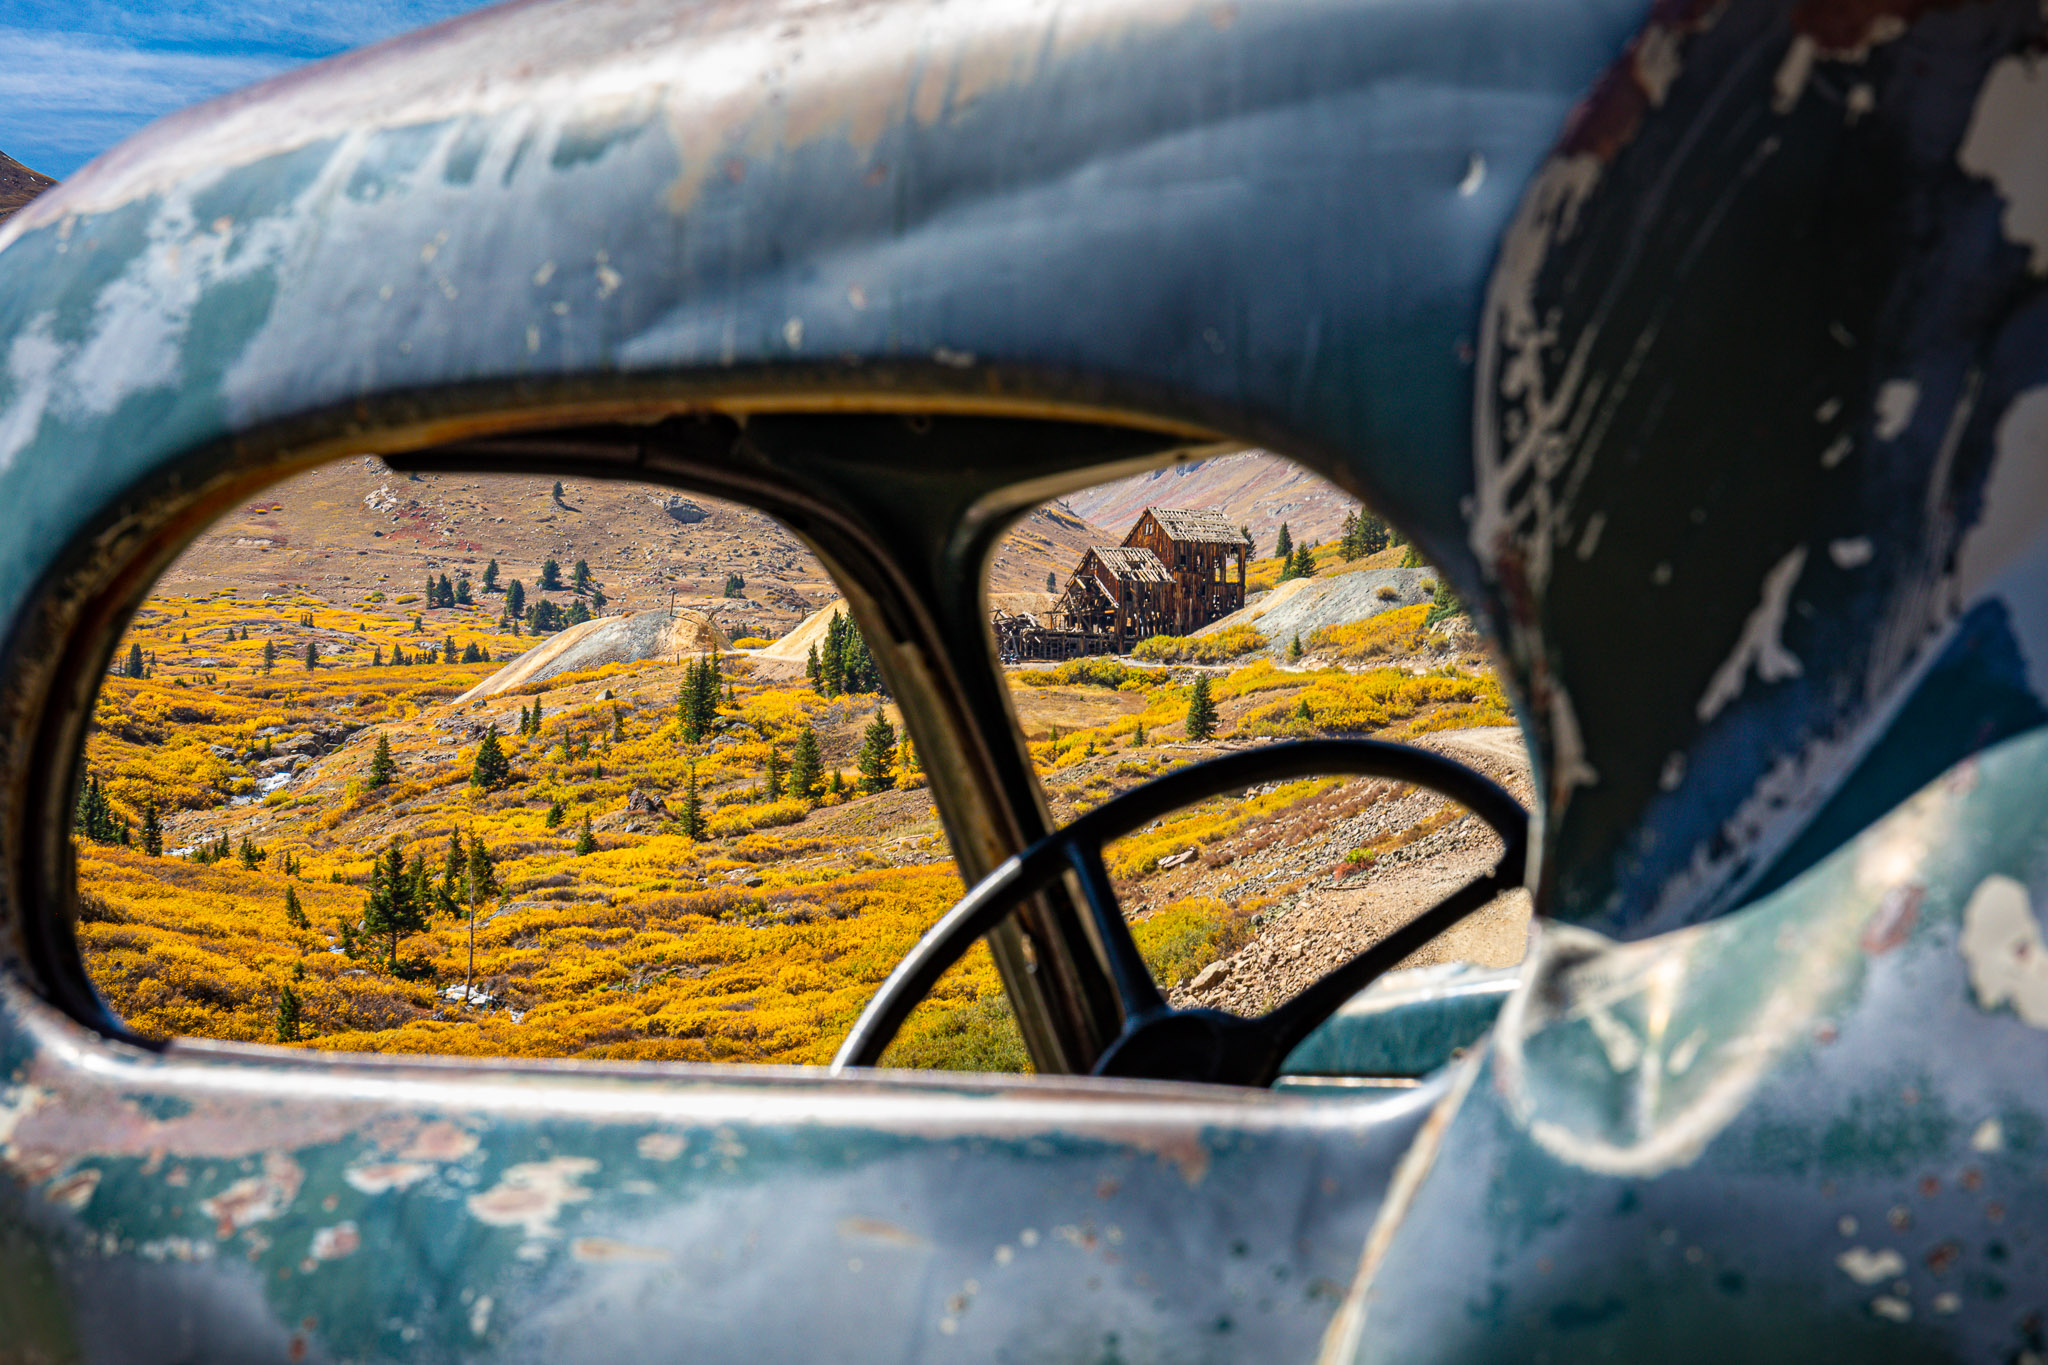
(12, 0, 2048, 1355)
(0, 986, 1447, 1360)
(0, 0, 1662, 1357)
(1342, 727, 2048, 1361)
(1471, 0, 2048, 937)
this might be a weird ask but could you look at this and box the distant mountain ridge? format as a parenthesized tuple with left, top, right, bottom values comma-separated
(1057, 450, 1362, 555)
(0, 151, 53, 225)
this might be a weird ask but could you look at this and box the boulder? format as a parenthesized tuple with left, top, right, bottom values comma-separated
(453, 609, 729, 702)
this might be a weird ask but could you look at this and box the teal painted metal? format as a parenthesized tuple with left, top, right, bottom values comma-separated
(1279, 964, 1516, 1080)
(4, 0, 2048, 1356)
(1346, 726, 2048, 1361)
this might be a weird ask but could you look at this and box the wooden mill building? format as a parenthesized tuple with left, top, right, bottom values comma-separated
(996, 506, 1251, 660)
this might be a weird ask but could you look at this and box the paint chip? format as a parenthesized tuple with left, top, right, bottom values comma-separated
(1838, 1246, 1906, 1284)
(1871, 1295, 1912, 1322)
(308, 1221, 360, 1262)
(467, 1157, 598, 1237)
(1696, 547, 1808, 721)
(1972, 1118, 2006, 1152)
(1959, 874, 2048, 1027)
(1960, 54, 2048, 274)
(1458, 154, 1486, 197)
(783, 317, 804, 350)
(1875, 381, 1919, 440)
(1829, 538, 1873, 568)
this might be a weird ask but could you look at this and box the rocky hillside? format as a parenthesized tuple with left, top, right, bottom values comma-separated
(0, 151, 53, 225)
(161, 460, 1118, 639)
(1058, 449, 1363, 553)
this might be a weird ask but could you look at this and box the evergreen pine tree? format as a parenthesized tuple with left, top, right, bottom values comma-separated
(611, 707, 624, 744)
(284, 885, 309, 930)
(368, 734, 395, 788)
(1240, 525, 1256, 558)
(1047, 572, 1057, 593)
(239, 835, 263, 870)
(1294, 543, 1317, 577)
(545, 798, 565, 828)
(820, 613, 848, 696)
(805, 643, 822, 692)
(575, 811, 596, 856)
(1274, 523, 1293, 561)
(573, 559, 591, 594)
(1133, 719, 1146, 746)
(140, 799, 163, 856)
(275, 984, 302, 1042)
(456, 575, 473, 605)
(439, 831, 465, 914)
(858, 713, 896, 793)
(438, 573, 454, 606)
(1288, 633, 1304, 662)
(483, 559, 500, 592)
(126, 643, 145, 678)
(829, 770, 845, 798)
(469, 730, 510, 790)
(1185, 674, 1218, 740)
(539, 558, 563, 591)
(680, 765, 704, 839)
(362, 839, 429, 970)
(442, 635, 459, 664)
(765, 750, 785, 802)
(506, 580, 526, 619)
(303, 640, 319, 670)
(1340, 509, 1360, 559)
(790, 727, 823, 803)
(372, 646, 384, 667)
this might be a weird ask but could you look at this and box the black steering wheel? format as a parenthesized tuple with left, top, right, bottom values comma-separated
(832, 738, 1529, 1086)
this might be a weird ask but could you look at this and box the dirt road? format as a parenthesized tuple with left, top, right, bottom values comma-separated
(1171, 726, 1533, 1016)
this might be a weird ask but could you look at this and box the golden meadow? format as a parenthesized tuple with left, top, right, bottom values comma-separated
(78, 562, 1508, 1071)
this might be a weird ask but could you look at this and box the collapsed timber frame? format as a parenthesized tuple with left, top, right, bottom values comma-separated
(998, 507, 1249, 661)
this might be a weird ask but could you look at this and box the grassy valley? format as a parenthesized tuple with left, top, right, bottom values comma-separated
(78, 485, 1516, 1071)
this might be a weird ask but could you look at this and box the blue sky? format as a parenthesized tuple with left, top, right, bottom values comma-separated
(2, 1, 491, 179)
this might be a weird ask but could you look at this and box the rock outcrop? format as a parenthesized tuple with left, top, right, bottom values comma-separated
(453, 609, 728, 702)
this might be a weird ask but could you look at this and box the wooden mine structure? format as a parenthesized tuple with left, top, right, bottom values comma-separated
(995, 507, 1249, 661)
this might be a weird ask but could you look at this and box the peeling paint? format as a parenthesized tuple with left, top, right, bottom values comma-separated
(308, 1221, 361, 1261)
(1958, 874, 2048, 1027)
(1838, 1246, 1906, 1284)
(344, 1161, 434, 1194)
(1958, 387, 2048, 597)
(198, 1152, 303, 1238)
(1874, 380, 1919, 440)
(467, 1156, 598, 1237)
(1960, 53, 2048, 275)
(44, 1166, 100, 1212)
(570, 1236, 670, 1263)
(635, 1132, 684, 1161)
(1696, 547, 1807, 722)
(837, 1216, 928, 1249)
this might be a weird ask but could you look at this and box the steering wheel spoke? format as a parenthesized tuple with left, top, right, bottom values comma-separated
(1065, 839, 1167, 1025)
(832, 739, 1529, 1086)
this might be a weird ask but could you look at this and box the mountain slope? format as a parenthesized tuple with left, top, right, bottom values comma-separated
(0, 151, 53, 225)
(1058, 450, 1362, 554)
(159, 460, 1120, 635)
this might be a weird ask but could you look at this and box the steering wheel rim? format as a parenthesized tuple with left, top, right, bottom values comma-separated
(832, 738, 1529, 1086)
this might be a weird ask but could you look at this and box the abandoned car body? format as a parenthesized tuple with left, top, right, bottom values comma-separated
(1, 0, 2047, 1359)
